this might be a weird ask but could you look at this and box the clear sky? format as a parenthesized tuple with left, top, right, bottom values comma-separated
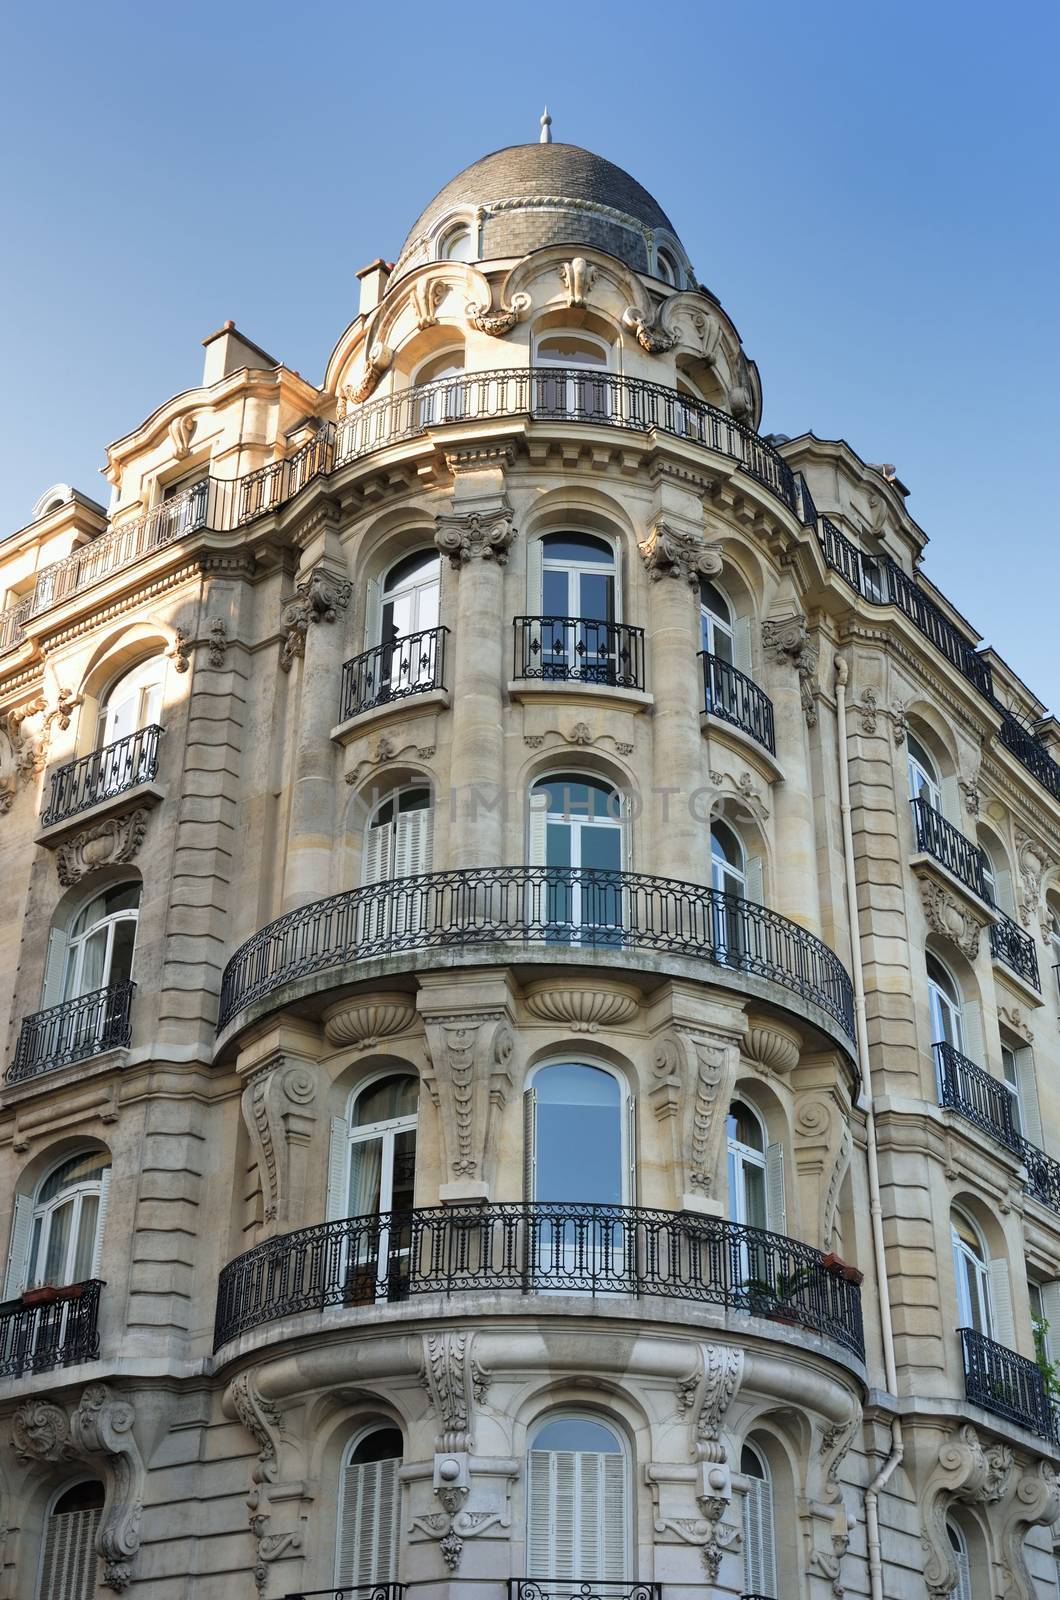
(2, 1, 1057, 708)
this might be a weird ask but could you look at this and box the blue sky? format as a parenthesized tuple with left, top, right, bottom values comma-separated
(2, 0, 1057, 707)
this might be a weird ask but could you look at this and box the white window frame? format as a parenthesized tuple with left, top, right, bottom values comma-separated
(947, 1517, 973, 1600)
(711, 818, 746, 897)
(533, 330, 611, 419)
(741, 1442, 778, 1600)
(525, 1059, 633, 1207)
(727, 1099, 767, 1230)
(927, 956, 964, 1054)
(36, 1479, 104, 1600)
(60, 887, 140, 1004)
(951, 1210, 993, 1337)
(437, 223, 473, 263)
(907, 732, 943, 813)
(344, 1074, 418, 1219)
(525, 1413, 629, 1582)
(334, 1425, 402, 1588)
(700, 579, 735, 661)
(413, 347, 466, 428)
(26, 1154, 111, 1292)
(97, 654, 166, 748)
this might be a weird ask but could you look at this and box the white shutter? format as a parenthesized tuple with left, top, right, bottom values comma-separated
(523, 1089, 537, 1201)
(526, 536, 544, 612)
(765, 1143, 787, 1235)
(989, 1258, 1015, 1349)
(1040, 1281, 1060, 1366)
(526, 1449, 554, 1577)
(42, 928, 68, 1009)
(327, 1118, 349, 1221)
(528, 790, 549, 866)
(88, 1169, 111, 1280)
(744, 854, 764, 905)
(961, 1000, 983, 1066)
(361, 819, 391, 887)
(336, 1455, 399, 1585)
(743, 1472, 777, 1599)
(2, 1194, 34, 1300)
(1015, 1050, 1043, 1147)
(953, 1531, 972, 1600)
(394, 805, 432, 880)
(38, 1503, 101, 1600)
(625, 1094, 637, 1207)
(364, 576, 382, 650)
(733, 616, 753, 676)
(996, 867, 1015, 918)
(600, 1451, 626, 1579)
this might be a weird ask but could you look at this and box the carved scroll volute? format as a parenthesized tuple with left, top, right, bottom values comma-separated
(225, 1370, 302, 1594)
(920, 1426, 1014, 1600)
(240, 1061, 318, 1233)
(998, 1460, 1060, 1600)
(793, 1090, 852, 1251)
(421, 1013, 514, 1200)
(651, 1029, 740, 1210)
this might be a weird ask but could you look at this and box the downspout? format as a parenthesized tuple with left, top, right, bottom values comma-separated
(834, 656, 903, 1600)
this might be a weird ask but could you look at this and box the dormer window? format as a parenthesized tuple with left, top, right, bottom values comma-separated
(438, 224, 473, 263)
(656, 248, 679, 286)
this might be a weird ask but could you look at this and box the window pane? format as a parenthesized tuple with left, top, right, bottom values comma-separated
(42, 1200, 74, 1283)
(108, 917, 137, 985)
(72, 1194, 100, 1282)
(354, 1077, 418, 1127)
(534, 1064, 622, 1204)
(533, 1417, 621, 1453)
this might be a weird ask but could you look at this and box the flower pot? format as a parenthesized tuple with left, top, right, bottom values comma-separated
(821, 1253, 864, 1286)
(22, 1286, 59, 1307)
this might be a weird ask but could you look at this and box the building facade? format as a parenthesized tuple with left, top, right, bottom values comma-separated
(2, 129, 1060, 1600)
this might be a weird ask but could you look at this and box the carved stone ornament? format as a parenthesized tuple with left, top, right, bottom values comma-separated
(919, 878, 982, 959)
(47, 685, 80, 732)
(227, 1370, 301, 1594)
(465, 287, 531, 337)
(206, 617, 228, 667)
(323, 994, 417, 1049)
(166, 630, 190, 674)
(168, 412, 196, 459)
(421, 1013, 514, 1184)
(13, 1385, 146, 1593)
(1015, 830, 1051, 929)
(558, 256, 597, 308)
(341, 339, 392, 407)
(411, 276, 449, 330)
(891, 698, 908, 745)
(762, 615, 820, 726)
(651, 1029, 739, 1197)
(639, 521, 723, 587)
(419, 1330, 491, 1453)
(240, 1062, 317, 1228)
(921, 1426, 1014, 1600)
(997, 1459, 1060, 1600)
(855, 687, 878, 734)
(659, 1343, 744, 1578)
(56, 809, 149, 887)
(958, 775, 981, 817)
(744, 1016, 801, 1075)
(621, 303, 678, 353)
(707, 769, 770, 823)
(998, 1004, 1034, 1044)
(523, 980, 640, 1032)
(1, 698, 47, 811)
(434, 504, 517, 567)
(279, 567, 351, 671)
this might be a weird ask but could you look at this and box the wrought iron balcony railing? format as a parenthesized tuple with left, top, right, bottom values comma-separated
(339, 627, 449, 722)
(7, 982, 134, 1084)
(960, 1327, 1059, 1442)
(214, 1201, 865, 1356)
(934, 1041, 1021, 1153)
(236, 426, 334, 524)
(700, 651, 775, 755)
(282, 1589, 404, 1600)
(989, 909, 1041, 990)
(1021, 1141, 1060, 1215)
(910, 797, 993, 904)
(510, 1585, 659, 1600)
(0, 1279, 102, 1378)
(217, 867, 855, 1039)
(514, 617, 645, 691)
(41, 724, 163, 827)
(0, 595, 31, 655)
(998, 712, 1060, 803)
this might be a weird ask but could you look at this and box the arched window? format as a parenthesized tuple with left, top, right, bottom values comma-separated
(98, 655, 166, 748)
(947, 1518, 972, 1600)
(328, 1075, 418, 1222)
(1047, 905, 1060, 1001)
(335, 1427, 402, 1587)
(741, 1443, 778, 1599)
(711, 819, 747, 898)
(38, 1480, 104, 1599)
(534, 331, 610, 419)
(438, 224, 472, 262)
(908, 732, 943, 813)
(4, 1150, 111, 1299)
(414, 347, 466, 428)
(727, 1100, 785, 1233)
(711, 819, 761, 958)
(700, 579, 735, 663)
(525, 1062, 628, 1205)
(656, 248, 678, 286)
(367, 548, 442, 702)
(951, 1210, 993, 1336)
(926, 954, 964, 1053)
(361, 786, 433, 887)
(56, 883, 140, 1006)
(528, 775, 624, 940)
(530, 532, 620, 686)
(526, 1416, 628, 1581)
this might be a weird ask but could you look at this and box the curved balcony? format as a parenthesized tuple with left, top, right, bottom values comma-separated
(338, 626, 448, 722)
(514, 616, 645, 691)
(216, 867, 855, 1039)
(213, 1202, 865, 1358)
(699, 651, 775, 755)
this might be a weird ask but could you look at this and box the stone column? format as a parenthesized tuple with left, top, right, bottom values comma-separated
(280, 525, 351, 911)
(435, 451, 516, 871)
(761, 609, 823, 933)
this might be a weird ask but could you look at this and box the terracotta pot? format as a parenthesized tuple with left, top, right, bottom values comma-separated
(22, 1286, 59, 1307)
(821, 1253, 864, 1285)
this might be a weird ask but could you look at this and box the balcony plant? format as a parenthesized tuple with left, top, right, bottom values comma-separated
(1033, 1316, 1060, 1398)
(742, 1267, 815, 1325)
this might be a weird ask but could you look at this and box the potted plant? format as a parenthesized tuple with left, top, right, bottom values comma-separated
(821, 1252, 865, 1286)
(742, 1268, 815, 1324)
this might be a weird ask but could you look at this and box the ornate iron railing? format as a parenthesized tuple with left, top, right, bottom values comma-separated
(514, 617, 645, 690)
(510, 1585, 659, 1600)
(217, 867, 855, 1038)
(339, 627, 449, 722)
(700, 652, 775, 754)
(910, 797, 993, 903)
(0, 1280, 102, 1377)
(989, 910, 1040, 990)
(7, 982, 134, 1084)
(282, 1589, 404, 1600)
(41, 724, 163, 827)
(934, 1041, 1021, 1153)
(214, 1202, 865, 1355)
(1021, 1141, 1060, 1215)
(0, 595, 31, 655)
(236, 426, 336, 524)
(960, 1327, 1059, 1441)
(819, 516, 865, 594)
(332, 368, 811, 522)
(998, 713, 1060, 803)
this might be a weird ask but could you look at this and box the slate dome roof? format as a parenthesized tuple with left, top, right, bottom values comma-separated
(394, 142, 682, 279)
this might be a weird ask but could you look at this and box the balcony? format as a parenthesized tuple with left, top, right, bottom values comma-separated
(989, 909, 1041, 991)
(510, 1586, 659, 1600)
(910, 797, 993, 905)
(0, 1280, 102, 1378)
(338, 627, 449, 723)
(214, 1202, 865, 1357)
(998, 712, 1060, 804)
(700, 651, 775, 756)
(216, 867, 855, 1041)
(6, 982, 134, 1085)
(960, 1327, 1059, 1443)
(934, 1041, 1021, 1154)
(513, 617, 646, 692)
(41, 724, 163, 829)
(283, 1591, 405, 1600)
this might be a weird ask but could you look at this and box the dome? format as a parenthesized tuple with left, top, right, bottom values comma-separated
(394, 141, 683, 281)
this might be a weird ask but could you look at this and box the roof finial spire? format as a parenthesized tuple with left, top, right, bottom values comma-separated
(539, 105, 552, 144)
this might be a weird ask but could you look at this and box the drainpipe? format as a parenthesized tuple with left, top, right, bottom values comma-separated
(834, 656, 903, 1600)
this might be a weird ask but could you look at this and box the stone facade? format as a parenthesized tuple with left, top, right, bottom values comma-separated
(0, 137, 1059, 1600)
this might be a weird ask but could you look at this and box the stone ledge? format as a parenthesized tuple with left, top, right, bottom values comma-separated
(506, 678, 653, 712)
(34, 780, 164, 849)
(331, 686, 451, 746)
(699, 710, 785, 784)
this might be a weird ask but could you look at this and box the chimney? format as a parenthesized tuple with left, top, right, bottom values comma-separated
(357, 259, 392, 318)
(202, 321, 279, 387)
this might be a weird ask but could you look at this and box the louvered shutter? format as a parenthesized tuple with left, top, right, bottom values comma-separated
(733, 616, 753, 676)
(1015, 1050, 1043, 1147)
(744, 855, 764, 905)
(528, 1450, 625, 1582)
(364, 577, 382, 650)
(743, 1472, 777, 1599)
(523, 1089, 537, 1201)
(526, 536, 544, 612)
(961, 1000, 983, 1066)
(599, 1451, 626, 1578)
(38, 1502, 101, 1600)
(88, 1169, 111, 1280)
(393, 805, 432, 935)
(327, 1118, 349, 1221)
(1040, 1281, 1060, 1366)
(528, 791, 549, 866)
(42, 927, 68, 1008)
(625, 1095, 637, 1207)
(953, 1531, 972, 1600)
(765, 1143, 787, 1234)
(996, 867, 1015, 918)
(2, 1194, 34, 1301)
(989, 1258, 1015, 1349)
(336, 1455, 399, 1585)
(359, 819, 392, 943)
